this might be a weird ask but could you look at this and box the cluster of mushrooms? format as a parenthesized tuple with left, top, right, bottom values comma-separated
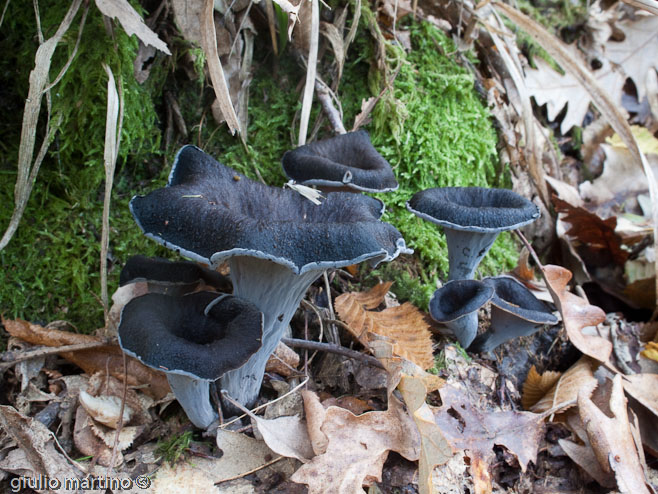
(116, 131, 556, 428)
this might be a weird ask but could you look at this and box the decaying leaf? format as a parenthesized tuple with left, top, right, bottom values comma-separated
(291, 390, 420, 494)
(79, 390, 133, 429)
(265, 341, 301, 377)
(553, 196, 628, 266)
(521, 365, 562, 410)
(73, 406, 123, 467)
(0, 406, 83, 491)
(94, 0, 170, 55)
(335, 283, 434, 369)
(397, 373, 452, 494)
(2, 318, 170, 399)
(541, 265, 611, 362)
(434, 385, 545, 494)
(530, 357, 597, 413)
(577, 375, 652, 493)
(252, 413, 314, 462)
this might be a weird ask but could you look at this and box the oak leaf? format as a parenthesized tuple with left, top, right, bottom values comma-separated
(335, 283, 434, 369)
(529, 357, 597, 413)
(434, 386, 545, 494)
(291, 390, 420, 494)
(541, 265, 611, 362)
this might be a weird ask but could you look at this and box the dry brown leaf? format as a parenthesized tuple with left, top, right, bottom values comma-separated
(530, 357, 597, 413)
(559, 434, 616, 488)
(200, 0, 240, 135)
(434, 385, 545, 494)
(578, 374, 652, 493)
(347, 281, 392, 309)
(541, 265, 611, 362)
(521, 365, 562, 410)
(398, 374, 453, 494)
(291, 390, 420, 494)
(265, 341, 300, 377)
(335, 284, 434, 369)
(252, 414, 314, 462)
(0, 405, 83, 490)
(73, 406, 123, 467)
(623, 373, 658, 456)
(94, 0, 170, 54)
(552, 196, 628, 266)
(79, 391, 133, 429)
(2, 318, 170, 399)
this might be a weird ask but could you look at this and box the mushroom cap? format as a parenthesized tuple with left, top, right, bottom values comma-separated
(429, 279, 495, 323)
(406, 187, 540, 233)
(120, 255, 230, 291)
(281, 131, 398, 193)
(483, 276, 558, 324)
(117, 291, 263, 381)
(130, 145, 410, 274)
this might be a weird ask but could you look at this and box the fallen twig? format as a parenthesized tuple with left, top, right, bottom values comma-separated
(0, 341, 108, 371)
(281, 337, 385, 369)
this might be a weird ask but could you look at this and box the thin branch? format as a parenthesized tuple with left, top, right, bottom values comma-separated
(281, 337, 385, 369)
(0, 341, 107, 371)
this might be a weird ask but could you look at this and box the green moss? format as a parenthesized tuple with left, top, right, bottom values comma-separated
(0, 2, 166, 331)
(342, 21, 519, 306)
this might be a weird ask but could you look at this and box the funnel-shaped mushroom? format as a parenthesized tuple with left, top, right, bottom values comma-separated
(469, 276, 558, 353)
(120, 255, 231, 295)
(429, 279, 495, 349)
(118, 291, 263, 428)
(130, 145, 410, 409)
(407, 187, 539, 280)
(281, 130, 398, 192)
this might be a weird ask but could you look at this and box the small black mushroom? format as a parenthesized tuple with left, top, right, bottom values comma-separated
(407, 187, 540, 280)
(429, 279, 495, 349)
(118, 291, 263, 428)
(470, 276, 558, 353)
(281, 131, 398, 193)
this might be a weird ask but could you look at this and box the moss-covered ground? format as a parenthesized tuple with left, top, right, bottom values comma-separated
(1, 3, 519, 332)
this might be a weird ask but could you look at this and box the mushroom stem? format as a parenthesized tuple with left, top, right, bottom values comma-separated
(219, 257, 321, 410)
(444, 312, 481, 349)
(166, 374, 217, 429)
(469, 308, 542, 353)
(444, 229, 499, 281)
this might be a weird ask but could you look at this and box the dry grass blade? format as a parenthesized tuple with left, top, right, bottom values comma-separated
(100, 64, 123, 322)
(201, 0, 241, 136)
(94, 0, 170, 54)
(0, 0, 82, 251)
(298, 0, 319, 146)
(335, 284, 434, 370)
(493, 1, 658, 310)
(482, 18, 549, 205)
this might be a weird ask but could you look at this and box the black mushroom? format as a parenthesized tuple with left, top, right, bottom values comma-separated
(407, 187, 540, 280)
(281, 130, 398, 193)
(118, 291, 263, 428)
(120, 255, 231, 295)
(429, 279, 495, 349)
(469, 276, 558, 353)
(129, 145, 411, 410)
